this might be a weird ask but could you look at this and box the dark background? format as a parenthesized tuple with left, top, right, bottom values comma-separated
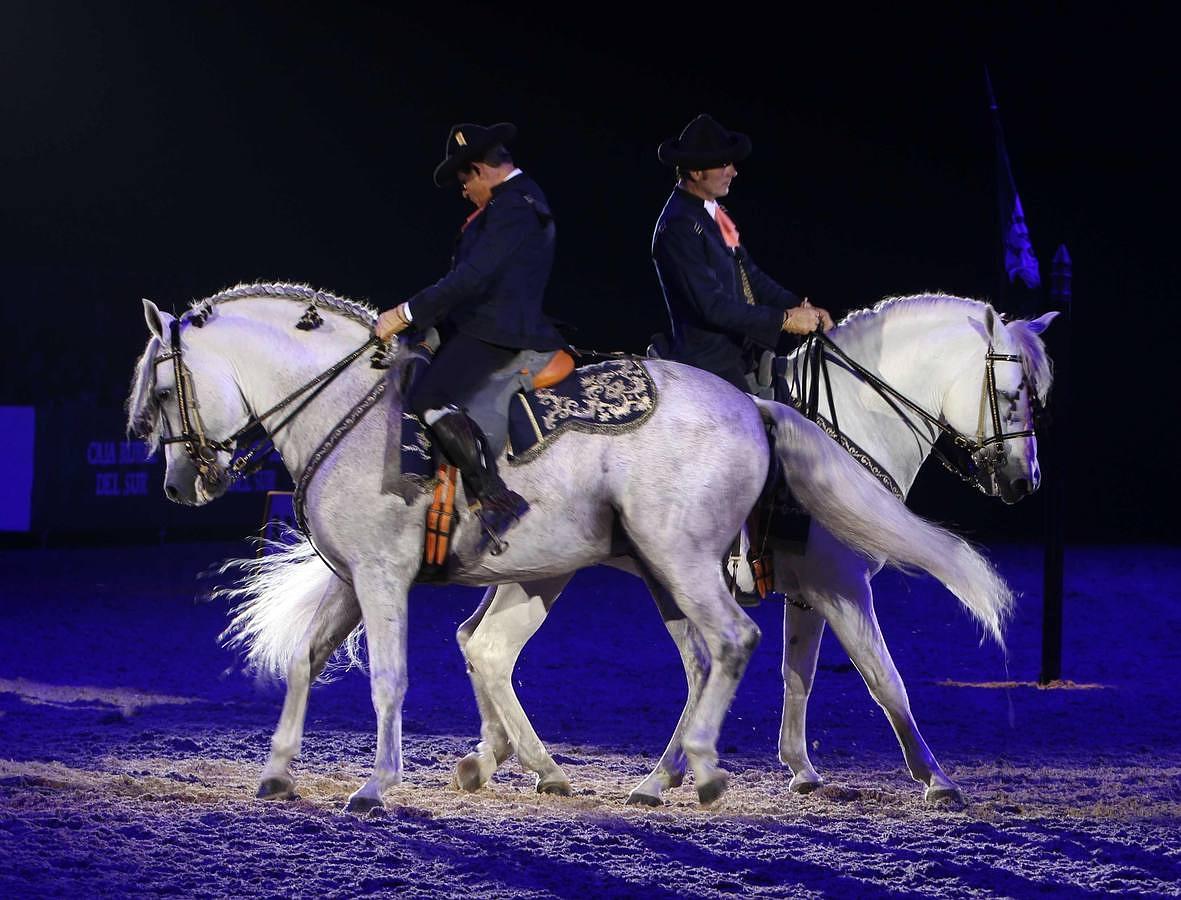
(1, 1, 1175, 542)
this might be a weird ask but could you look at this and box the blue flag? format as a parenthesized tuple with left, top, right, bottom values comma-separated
(1004, 191, 1041, 289)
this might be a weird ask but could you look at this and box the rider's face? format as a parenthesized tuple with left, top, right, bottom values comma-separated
(458, 164, 494, 208)
(691, 163, 737, 200)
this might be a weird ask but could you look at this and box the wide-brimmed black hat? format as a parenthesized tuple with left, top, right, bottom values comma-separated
(432, 121, 517, 187)
(657, 113, 751, 170)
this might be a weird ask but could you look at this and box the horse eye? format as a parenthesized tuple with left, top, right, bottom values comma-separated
(156, 388, 172, 401)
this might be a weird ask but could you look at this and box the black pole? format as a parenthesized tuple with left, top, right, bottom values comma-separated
(1039, 244, 1071, 684)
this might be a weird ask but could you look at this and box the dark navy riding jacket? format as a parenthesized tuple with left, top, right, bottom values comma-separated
(408, 172, 566, 351)
(651, 187, 799, 389)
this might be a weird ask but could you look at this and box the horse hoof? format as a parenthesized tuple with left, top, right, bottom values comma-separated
(697, 776, 728, 807)
(925, 786, 966, 808)
(256, 777, 295, 800)
(789, 774, 824, 795)
(454, 755, 487, 793)
(625, 791, 662, 807)
(344, 795, 384, 815)
(537, 780, 572, 797)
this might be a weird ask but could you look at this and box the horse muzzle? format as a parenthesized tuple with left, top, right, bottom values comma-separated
(164, 455, 231, 506)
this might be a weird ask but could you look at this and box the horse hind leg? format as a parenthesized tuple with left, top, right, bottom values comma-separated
(626, 574, 710, 807)
(458, 576, 572, 795)
(642, 560, 761, 807)
(258, 578, 361, 800)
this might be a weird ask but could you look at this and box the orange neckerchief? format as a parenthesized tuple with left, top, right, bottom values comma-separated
(715, 204, 741, 249)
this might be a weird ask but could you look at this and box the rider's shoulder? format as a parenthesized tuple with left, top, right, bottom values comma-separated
(655, 202, 706, 242)
(489, 175, 552, 221)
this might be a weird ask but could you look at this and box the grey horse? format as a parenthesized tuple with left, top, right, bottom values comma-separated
(128, 283, 1012, 812)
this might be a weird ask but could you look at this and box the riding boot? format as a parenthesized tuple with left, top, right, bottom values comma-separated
(427, 410, 529, 552)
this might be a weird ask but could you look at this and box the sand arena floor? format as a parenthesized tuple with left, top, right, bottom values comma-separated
(2, 542, 1179, 897)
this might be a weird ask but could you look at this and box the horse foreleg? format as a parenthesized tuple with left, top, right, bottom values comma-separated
(345, 570, 412, 814)
(778, 599, 827, 794)
(626, 578, 710, 806)
(459, 576, 572, 795)
(259, 577, 361, 800)
(813, 559, 964, 805)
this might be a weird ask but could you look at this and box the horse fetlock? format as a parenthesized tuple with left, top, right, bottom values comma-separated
(684, 727, 718, 760)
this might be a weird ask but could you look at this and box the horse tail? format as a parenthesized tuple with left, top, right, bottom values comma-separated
(756, 399, 1014, 647)
(214, 534, 365, 681)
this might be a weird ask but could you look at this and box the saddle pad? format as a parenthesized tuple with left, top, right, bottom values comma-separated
(507, 358, 658, 465)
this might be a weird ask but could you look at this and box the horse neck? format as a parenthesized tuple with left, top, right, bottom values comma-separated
(202, 302, 388, 478)
(817, 311, 976, 494)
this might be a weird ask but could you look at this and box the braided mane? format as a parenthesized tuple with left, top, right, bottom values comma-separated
(187, 281, 377, 327)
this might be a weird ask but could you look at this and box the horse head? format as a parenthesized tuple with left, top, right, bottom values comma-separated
(133, 299, 247, 505)
(946, 306, 1057, 504)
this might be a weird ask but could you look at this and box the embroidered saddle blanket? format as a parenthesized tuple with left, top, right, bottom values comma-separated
(506, 358, 658, 465)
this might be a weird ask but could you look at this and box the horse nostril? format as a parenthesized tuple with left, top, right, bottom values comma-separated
(1013, 478, 1030, 496)
(165, 484, 179, 501)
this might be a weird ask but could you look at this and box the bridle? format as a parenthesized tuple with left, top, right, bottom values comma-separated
(789, 330, 1044, 495)
(153, 315, 379, 493)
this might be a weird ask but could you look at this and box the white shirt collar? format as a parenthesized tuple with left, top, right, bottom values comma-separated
(703, 198, 719, 219)
(504, 168, 523, 182)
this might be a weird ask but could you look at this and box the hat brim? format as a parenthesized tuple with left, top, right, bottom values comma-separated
(433, 122, 518, 187)
(657, 132, 752, 170)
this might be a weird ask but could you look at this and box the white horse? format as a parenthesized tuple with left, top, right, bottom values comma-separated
(128, 283, 1013, 812)
(412, 294, 1056, 806)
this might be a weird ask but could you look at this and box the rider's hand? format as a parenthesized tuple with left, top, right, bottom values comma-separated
(782, 303, 823, 335)
(375, 304, 410, 341)
(811, 302, 835, 332)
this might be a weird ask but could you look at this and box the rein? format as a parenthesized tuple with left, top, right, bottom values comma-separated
(787, 330, 1040, 495)
(155, 316, 380, 492)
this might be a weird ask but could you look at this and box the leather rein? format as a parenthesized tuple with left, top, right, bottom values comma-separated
(786, 330, 1043, 495)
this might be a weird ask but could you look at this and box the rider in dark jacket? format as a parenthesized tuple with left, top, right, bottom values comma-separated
(376, 122, 565, 544)
(651, 113, 831, 392)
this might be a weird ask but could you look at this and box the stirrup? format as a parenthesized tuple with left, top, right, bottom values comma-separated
(470, 491, 529, 556)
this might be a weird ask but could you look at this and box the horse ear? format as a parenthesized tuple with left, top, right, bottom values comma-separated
(966, 315, 992, 344)
(1026, 311, 1060, 334)
(984, 306, 1000, 339)
(143, 299, 174, 340)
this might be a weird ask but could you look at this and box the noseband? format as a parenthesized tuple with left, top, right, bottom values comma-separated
(968, 347, 1042, 489)
(153, 316, 379, 492)
(792, 332, 1043, 495)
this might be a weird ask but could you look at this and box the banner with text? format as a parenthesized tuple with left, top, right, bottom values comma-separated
(32, 403, 292, 534)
